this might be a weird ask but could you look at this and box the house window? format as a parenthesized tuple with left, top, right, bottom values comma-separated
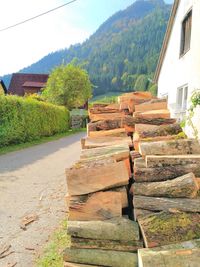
(180, 10, 192, 56)
(177, 85, 188, 111)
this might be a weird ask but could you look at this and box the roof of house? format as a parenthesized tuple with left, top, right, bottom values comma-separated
(0, 80, 7, 94)
(9, 73, 49, 96)
(154, 0, 180, 83)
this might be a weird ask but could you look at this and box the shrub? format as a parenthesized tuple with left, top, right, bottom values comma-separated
(0, 95, 70, 147)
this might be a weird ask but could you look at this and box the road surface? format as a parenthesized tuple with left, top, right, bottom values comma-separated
(0, 132, 85, 267)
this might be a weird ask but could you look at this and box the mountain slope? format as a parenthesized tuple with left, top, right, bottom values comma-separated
(3, 0, 171, 95)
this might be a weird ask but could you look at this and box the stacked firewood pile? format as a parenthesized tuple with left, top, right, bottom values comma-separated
(64, 91, 200, 267)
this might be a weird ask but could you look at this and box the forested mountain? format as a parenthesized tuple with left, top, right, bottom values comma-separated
(3, 0, 171, 95)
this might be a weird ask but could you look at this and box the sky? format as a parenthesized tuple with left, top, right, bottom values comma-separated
(0, 0, 173, 76)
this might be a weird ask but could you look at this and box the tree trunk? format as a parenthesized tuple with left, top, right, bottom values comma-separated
(136, 123, 182, 139)
(135, 99, 167, 112)
(66, 161, 129, 196)
(133, 109, 170, 119)
(146, 154, 200, 168)
(138, 247, 200, 267)
(67, 191, 122, 221)
(71, 237, 143, 252)
(63, 248, 138, 267)
(67, 218, 140, 241)
(133, 196, 200, 213)
(131, 173, 199, 198)
(138, 212, 200, 248)
(134, 164, 200, 182)
(139, 139, 200, 156)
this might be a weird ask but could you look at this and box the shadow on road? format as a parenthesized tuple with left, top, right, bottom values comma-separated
(0, 132, 85, 173)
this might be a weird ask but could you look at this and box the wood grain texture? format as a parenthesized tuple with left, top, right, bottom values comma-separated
(133, 109, 170, 119)
(135, 99, 167, 112)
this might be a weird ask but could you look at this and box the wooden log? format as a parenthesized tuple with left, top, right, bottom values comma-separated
(135, 124, 161, 134)
(133, 109, 170, 119)
(134, 209, 156, 221)
(71, 237, 143, 252)
(131, 173, 199, 198)
(138, 212, 200, 248)
(89, 105, 120, 114)
(67, 218, 140, 241)
(136, 123, 182, 139)
(88, 119, 122, 132)
(134, 158, 146, 168)
(63, 248, 137, 267)
(146, 154, 200, 168)
(139, 139, 200, 156)
(67, 191, 122, 221)
(82, 136, 132, 149)
(80, 143, 130, 161)
(65, 263, 101, 267)
(67, 161, 129, 196)
(88, 128, 127, 138)
(135, 99, 167, 112)
(133, 196, 200, 213)
(197, 178, 200, 189)
(89, 112, 124, 122)
(134, 164, 200, 182)
(123, 116, 176, 127)
(130, 151, 142, 161)
(138, 247, 200, 267)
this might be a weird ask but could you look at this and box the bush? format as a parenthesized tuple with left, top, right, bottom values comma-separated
(0, 95, 70, 147)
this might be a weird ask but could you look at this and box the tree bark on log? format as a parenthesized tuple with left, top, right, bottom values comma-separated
(71, 237, 143, 252)
(133, 109, 170, 119)
(138, 247, 200, 267)
(136, 123, 182, 139)
(89, 113, 124, 122)
(134, 164, 200, 182)
(139, 139, 200, 156)
(123, 116, 176, 127)
(133, 196, 200, 213)
(135, 99, 167, 112)
(146, 155, 200, 168)
(138, 212, 200, 248)
(66, 161, 129, 196)
(67, 191, 122, 221)
(63, 248, 138, 267)
(131, 173, 199, 198)
(88, 119, 122, 132)
(67, 218, 140, 241)
(134, 209, 156, 221)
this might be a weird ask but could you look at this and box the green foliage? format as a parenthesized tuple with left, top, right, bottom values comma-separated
(190, 90, 200, 110)
(0, 95, 69, 147)
(42, 64, 92, 110)
(0, 86, 4, 95)
(90, 92, 122, 105)
(4, 1, 171, 95)
(134, 74, 149, 91)
(149, 84, 158, 96)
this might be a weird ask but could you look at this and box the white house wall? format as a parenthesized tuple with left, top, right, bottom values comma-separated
(157, 0, 200, 137)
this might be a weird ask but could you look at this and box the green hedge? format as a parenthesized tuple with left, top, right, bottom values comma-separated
(0, 95, 70, 147)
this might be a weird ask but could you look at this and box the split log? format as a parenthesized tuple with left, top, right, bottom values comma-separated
(67, 218, 140, 241)
(123, 116, 176, 127)
(89, 112, 124, 122)
(89, 105, 120, 114)
(135, 123, 182, 139)
(139, 139, 200, 156)
(131, 173, 199, 198)
(134, 158, 146, 168)
(138, 247, 200, 267)
(67, 191, 122, 221)
(134, 164, 200, 182)
(133, 109, 170, 119)
(67, 161, 129, 196)
(63, 248, 137, 267)
(138, 212, 200, 248)
(133, 196, 200, 213)
(135, 99, 167, 112)
(134, 209, 156, 221)
(82, 136, 132, 149)
(135, 124, 161, 134)
(88, 128, 127, 138)
(130, 151, 142, 161)
(88, 119, 122, 132)
(80, 143, 130, 161)
(146, 154, 200, 168)
(71, 237, 143, 252)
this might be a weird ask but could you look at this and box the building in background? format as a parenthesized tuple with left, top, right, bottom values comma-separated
(154, 0, 200, 138)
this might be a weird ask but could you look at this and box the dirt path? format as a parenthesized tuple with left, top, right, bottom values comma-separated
(0, 132, 85, 267)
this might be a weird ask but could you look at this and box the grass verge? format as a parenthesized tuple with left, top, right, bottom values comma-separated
(0, 128, 86, 156)
(36, 220, 70, 267)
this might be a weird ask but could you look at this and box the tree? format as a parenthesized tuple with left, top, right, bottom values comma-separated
(149, 84, 158, 96)
(42, 64, 92, 110)
(134, 74, 149, 91)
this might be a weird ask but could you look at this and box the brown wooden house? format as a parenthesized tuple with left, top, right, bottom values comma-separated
(8, 73, 49, 96)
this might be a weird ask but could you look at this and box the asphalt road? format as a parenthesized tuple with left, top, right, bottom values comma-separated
(0, 132, 85, 267)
